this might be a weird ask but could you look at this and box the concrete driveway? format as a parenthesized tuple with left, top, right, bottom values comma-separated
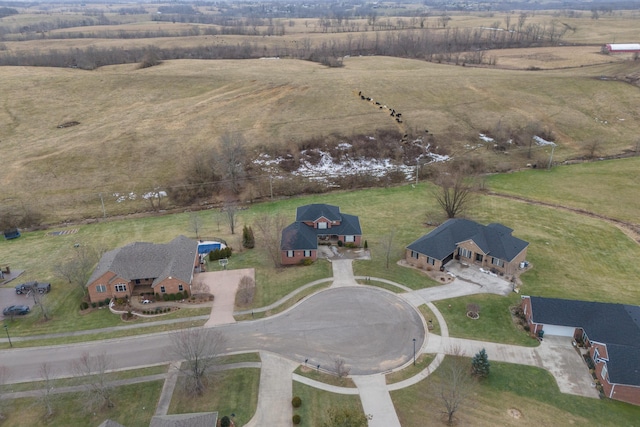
(536, 336, 600, 398)
(408, 262, 513, 304)
(0, 287, 31, 321)
(193, 268, 255, 327)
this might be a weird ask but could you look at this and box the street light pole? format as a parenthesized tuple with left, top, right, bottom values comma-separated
(4, 324, 12, 348)
(413, 338, 416, 366)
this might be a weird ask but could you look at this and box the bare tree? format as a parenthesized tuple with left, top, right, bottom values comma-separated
(235, 276, 256, 306)
(190, 212, 203, 240)
(334, 357, 351, 378)
(585, 139, 601, 159)
(170, 328, 227, 396)
(38, 363, 56, 419)
(211, 209, 223, 232)
(431, 163, 475, 219)
(54, 244, 102, 297)
(437, 346, 475, 425)
(323, 406, 369, 427)
(381, 230, 395, 269)
(72, 352, 114, 410)
(253, 213, 290, 268)
(29, 287, 50, 321)
(222, 202, 238, 235)
(216, 132, 247, 194)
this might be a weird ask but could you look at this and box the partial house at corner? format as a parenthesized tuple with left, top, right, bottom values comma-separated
(86, 235, 199, 303)
(406, 218, 529, 276)
(281, 204, 362, 265)
(522, 296, 640, 406)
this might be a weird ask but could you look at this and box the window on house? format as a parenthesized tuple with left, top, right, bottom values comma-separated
(458, 247, 472, 258)
(411, 251, 419, 259)
(475, 253, 484, 262)
(427, 257, 435, 265)
(492, 257, 505, 267)
(304, 250, 311, 257)
(160, 286, 166, 293)
(594, 348, 600, 362)
(96, 285, 106, 293)
(317, 222, 328, 229)
(178, 285, 184, 292)
(114, 284, 127, 292)
(345, 235, 355, 243)
(286, 250, 294, 258)
(601, 364, 608, 381)
(135, 279, 141, 284)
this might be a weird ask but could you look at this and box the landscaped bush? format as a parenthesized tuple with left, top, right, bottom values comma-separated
(300, 258, 314, 266)
(292, 396, 302, 408)
(98, 301, 104, 307)
(91, 302, 97, 308)
(337, 240, 343, 247)
(104, 298, 111, 306)
(364, 240, 368, 249)
(345, 242, 357, 248)
(292, 414, 301, 424)
(80, 301, 89, 310)
(208, 247, 233, 261)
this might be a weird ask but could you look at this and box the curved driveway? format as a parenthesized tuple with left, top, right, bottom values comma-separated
(0, 286, 425, 382)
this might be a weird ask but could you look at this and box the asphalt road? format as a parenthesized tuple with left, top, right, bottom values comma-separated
(0, 286, 425, 383)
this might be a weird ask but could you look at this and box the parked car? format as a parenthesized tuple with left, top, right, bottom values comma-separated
(15, 281, 51, 295)
(3, 305, 30, 316)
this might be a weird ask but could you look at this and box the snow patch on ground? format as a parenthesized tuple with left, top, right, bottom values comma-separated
(479, 133, 494, 143)
(532, 135, 556, 146)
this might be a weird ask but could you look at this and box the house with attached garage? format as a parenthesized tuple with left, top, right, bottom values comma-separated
(405, 218, 529, 276)
(86, 235, 199, 303)
(281, 204, 362, 266)
(521, 296, 640, 406)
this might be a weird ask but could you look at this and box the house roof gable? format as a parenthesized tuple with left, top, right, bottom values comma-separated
(296, 204, 342, 222)
(87, 235, 198, 288)
(407, 218, 528, 261)
(528, 296, 640, 387)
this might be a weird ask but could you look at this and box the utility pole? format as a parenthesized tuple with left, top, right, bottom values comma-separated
(547, 144, 555, 170)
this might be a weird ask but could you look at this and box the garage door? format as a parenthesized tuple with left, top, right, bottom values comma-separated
(542, 325, 576, 337)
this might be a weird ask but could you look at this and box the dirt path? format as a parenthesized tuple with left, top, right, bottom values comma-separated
(487, 192, 640, 244)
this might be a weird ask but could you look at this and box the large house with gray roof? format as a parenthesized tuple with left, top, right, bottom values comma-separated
(86, 235, 199, 303)
(405, 218, 529, 276)
(281, 204, 362, 266)
(522, 296, 640, 406)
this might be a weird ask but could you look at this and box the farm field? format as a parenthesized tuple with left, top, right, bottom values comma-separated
(1, 55, 639, 221)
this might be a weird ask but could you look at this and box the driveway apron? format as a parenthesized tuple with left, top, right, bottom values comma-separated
(352, 375, 401, 427)
(244, 352, 299, 427)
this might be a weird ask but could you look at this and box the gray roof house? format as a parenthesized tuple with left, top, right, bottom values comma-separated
(522, 296, 640, 406)
(86, 235, 199, 303)
(281, 204, 362, 265)
(405, 218, 529, 275)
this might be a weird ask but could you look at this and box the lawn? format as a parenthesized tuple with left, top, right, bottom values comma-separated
(486, 157, 640, 224)
(292, 382, 365, 426)
(433, 295, 538, 347)
(1, 381, 163, 427)
(168, 368, 260, 426)
(471, 193, 640, 305)
(392, 358, 640, 426)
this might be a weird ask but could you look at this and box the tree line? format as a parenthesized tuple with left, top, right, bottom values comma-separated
(0, 22, 565, 69)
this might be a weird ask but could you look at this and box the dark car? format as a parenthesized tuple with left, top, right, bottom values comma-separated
(15, 281, 51, 295)
(3, 305, 30, 316)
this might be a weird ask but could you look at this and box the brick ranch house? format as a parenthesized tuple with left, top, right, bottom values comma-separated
(86, 235, 199, 303)
(521, 296, 640, 406)
(280, 204, 362, 266)
(405, 218, 529, 276)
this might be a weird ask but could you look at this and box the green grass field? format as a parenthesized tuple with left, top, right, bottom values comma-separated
(392, 357, 640, 426)
(292, 382, 365, 426)
(486, 157, 640, 224)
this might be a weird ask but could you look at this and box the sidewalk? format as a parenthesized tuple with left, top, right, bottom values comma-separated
(352, 375, 400, 427)
(244, 352, 299, 427)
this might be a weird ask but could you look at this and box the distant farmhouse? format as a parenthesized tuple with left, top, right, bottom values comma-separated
(603, 43, 640, 54)
(86, 235, 198, 303)
(406, 218, 529, 276)
(522, 296, 640, 406)
(280, 204, 362, 266)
